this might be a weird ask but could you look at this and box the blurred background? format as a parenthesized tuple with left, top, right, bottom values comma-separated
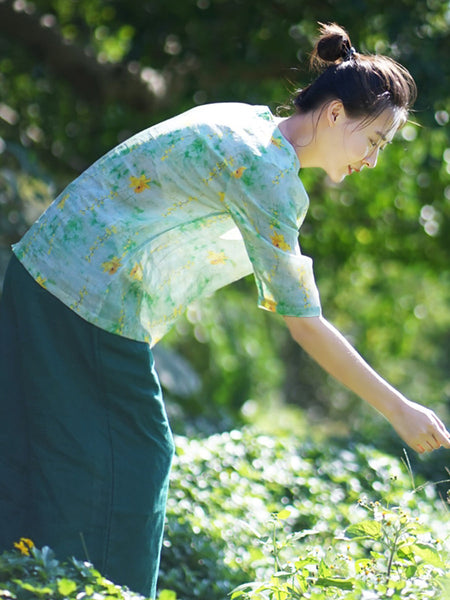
(0, 0, 449, 461)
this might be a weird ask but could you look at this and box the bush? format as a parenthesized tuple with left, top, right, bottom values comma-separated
(231, 504, 450, 599)
(160, 427, 450, 600)
(0, 541, 166, 600)
(1, 429, 448, 600)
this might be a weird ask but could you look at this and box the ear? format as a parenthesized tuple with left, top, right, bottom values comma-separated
(326, 100, 345, 127)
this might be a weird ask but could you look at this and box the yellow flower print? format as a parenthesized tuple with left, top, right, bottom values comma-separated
(271, 136, 283, 149)
(57, 193, 69, 210)
(70, 287, 88, 311)
(36, 275, 47, 289)
(261, 298, 277, 312)
(161, 143, 178, 161)
(129, 262, 143, 281)
(231, 166, 247, 179)
(101, 256, 122, 275)
(129, 174, 151, 193)
(14, 538, 34, 556)
(270, 232, 291, 252)
(208, 250, 227, 265)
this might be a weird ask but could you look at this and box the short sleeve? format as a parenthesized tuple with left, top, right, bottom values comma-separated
(223, 150, 321, 317)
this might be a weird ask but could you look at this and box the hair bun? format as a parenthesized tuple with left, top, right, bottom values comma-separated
(311, 22, 353, 68)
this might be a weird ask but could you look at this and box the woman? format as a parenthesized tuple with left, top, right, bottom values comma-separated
(1, 22, 449, 598)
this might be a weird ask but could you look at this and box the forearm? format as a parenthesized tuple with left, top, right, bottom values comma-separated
(283, 315, 450, 452)
(283, 315, 402, 418)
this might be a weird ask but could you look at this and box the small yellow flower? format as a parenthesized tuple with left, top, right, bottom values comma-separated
(270, 232, 291, 251)
(261, 298, 277, 312)
(57, 193, 69, 210)
(208, 251, 227, 265)
(36, 275, 47, 289)
(271, 136, 283, 149)
(14, 538, 34, 556)
(129, 174, 151, 193)
(231, 166, 247, 178)
(129, 262, 143, 281)
(101, 256, 122, 275)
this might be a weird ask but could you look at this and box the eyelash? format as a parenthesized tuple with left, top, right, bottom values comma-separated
(369, 139, 387, 152)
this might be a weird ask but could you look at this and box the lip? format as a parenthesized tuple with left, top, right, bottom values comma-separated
(348, 166, 360, 175)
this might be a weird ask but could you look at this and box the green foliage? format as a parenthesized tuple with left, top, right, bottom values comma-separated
(231, 504, 450, 599)
(1, 431, 448, 600)
(159, 428, 450, 600)
(0, 542, 160, 600)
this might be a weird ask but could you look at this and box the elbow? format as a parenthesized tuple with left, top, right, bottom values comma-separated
(283, 315, 323, 345)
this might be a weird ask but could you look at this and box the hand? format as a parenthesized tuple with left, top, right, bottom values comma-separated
(387, 399, 450, 453)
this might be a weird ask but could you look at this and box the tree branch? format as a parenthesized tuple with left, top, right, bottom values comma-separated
(0, 0, 174, 112)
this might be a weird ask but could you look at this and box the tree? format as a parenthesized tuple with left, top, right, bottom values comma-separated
(0, 0, 448, 443)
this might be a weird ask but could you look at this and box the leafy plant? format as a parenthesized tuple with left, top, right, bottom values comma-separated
(160, 428, 450, 600)
(0, 541, 176, 600)
(1, 430, 448, 600)
(231, 501, 450, 599)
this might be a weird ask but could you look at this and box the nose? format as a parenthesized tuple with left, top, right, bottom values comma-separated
(363, 148, 379, 169)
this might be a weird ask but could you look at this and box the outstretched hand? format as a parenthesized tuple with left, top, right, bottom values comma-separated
(386, 399, 450, 454)
(284, 316, 450, 455)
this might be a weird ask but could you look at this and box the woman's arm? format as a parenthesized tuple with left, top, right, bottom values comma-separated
(284, 315, 450, 453)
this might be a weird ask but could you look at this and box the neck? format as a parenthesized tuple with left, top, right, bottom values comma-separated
(278, 111, 323, 169)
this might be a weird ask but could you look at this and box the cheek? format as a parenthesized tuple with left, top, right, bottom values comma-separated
(347, 136, 369, 160)
(340, 137, 356, 162)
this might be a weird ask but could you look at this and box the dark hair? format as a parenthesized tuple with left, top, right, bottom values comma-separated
(293, 23, 417, 128)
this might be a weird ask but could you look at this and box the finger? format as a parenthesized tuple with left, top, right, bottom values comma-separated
(426, 440, 437, 451)
(417, 444, 425, 454)
(427, 416, 450, 448)
(422, 414, 450, 450)
(442, 431, 450, 448)
(429, 434, 442, 450)
(432, 427, 450, 449)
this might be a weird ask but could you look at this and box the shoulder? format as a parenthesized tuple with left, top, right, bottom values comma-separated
(152, 102, 274, 137)
(183, 102, 273, 124)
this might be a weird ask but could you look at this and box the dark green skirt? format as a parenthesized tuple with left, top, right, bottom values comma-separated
(0, 255, 175, 598)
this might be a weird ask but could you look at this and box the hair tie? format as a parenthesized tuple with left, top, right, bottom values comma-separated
(344, 46, 357, 61)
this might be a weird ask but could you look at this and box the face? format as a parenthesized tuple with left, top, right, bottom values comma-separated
(320, 103, 400, 183)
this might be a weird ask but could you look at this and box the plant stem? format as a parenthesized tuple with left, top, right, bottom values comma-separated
(402, 449, 415, 491)
(272, 521, 280, 571)
(386, 529, 401, 588)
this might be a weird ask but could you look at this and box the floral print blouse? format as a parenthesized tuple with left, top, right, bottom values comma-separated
(13, 103, 321, 345)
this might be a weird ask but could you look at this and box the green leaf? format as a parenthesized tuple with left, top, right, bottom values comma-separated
(315, 577, 354, 590)
(289, 529, 319, 542)
(272, 571, 293, 578)
(13, 580, 53, 596)
(346, 520, 382, 540)
(405, 565, 417, 578)
(231, 582, 265, 597)
(158, 591, 177, 600)
(276, 509, 291, 520)
(318, 559, 331, 578)
(57, 578, 78, 596)
(295, 557, 318, 569)
(409, 543, 445, 568)
(397, 545, 415, 561)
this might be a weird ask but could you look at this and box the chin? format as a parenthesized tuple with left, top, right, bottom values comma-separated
(328, 171, 346, 184)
